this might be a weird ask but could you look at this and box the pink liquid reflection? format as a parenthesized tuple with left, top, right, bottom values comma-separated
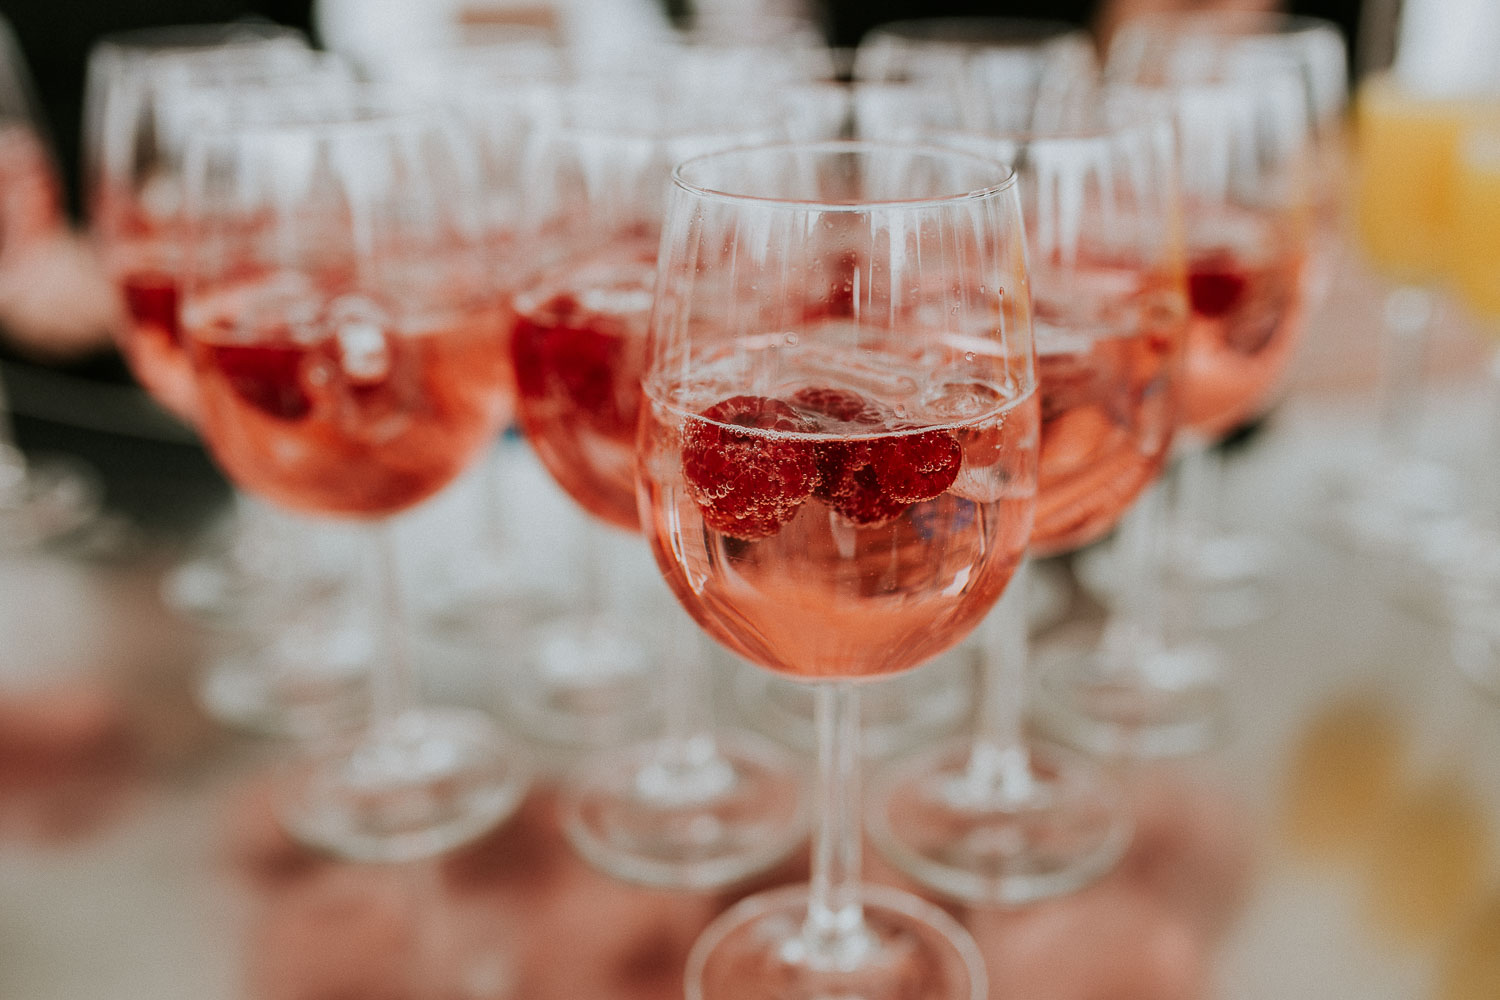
(231, 765, 1250, 1000)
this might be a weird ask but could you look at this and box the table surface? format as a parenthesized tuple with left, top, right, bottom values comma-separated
(2, 255, 1499, 1000)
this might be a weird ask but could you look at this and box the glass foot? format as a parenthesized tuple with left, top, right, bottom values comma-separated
(1319, 455, 1463, 559)
(505, 614, 656, 750)
(560, 729, 808, 890)
(687, 884, 986, 1000)
(1036, 641, 1226, 758)
(868, 738, 1131, 905)
(0, 448, 102, 551)
(277, 707, 531, 862)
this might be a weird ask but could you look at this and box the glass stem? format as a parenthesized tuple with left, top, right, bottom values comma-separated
(371, 521, 417, 731)
(576, 519, 607, 616)
(1483, 348, 1500, 530)
(0, 366, 24, 499)
(802, 682, 870, 970)
(1169, 437, 1216, 567)
(660, 620, 716, 750)
(1377, 285, 1435, 466)
(480, 439, 510, 558)
(0, 363, 18, 449)
(1098, 482, 1166, 677)
(964, 559, 1034, 803)
(637, 612, 728, 803)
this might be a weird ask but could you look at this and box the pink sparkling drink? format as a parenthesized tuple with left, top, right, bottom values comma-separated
(638, 341, 1039, 680)
(509, 236, 656, 532)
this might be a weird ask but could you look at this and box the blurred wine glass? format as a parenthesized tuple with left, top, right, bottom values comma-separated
(508, 79, 811, 889)
(0, 12, 103, 551)
(1041, 62, 1316, 757)
(179, 90, 530, 860)
(868, 107, 1186, 905)
(1328, 0, 1500, 559)
(83, 31, 380, 737)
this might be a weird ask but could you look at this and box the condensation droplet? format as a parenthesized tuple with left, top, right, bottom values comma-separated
(784, 332, 799, 346)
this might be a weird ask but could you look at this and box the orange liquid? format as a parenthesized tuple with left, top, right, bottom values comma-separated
(639, 347, 1038, 680)
(187, 280, 512, 518)
(510, 240, 656, 532)
(1177, 232, 1306, 440)
(1031, 270, 1183, 555)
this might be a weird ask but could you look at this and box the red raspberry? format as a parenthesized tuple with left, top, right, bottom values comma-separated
(121, 270, 180, 345)
(206, 341, 312, 420)
(1188, 255, 1248, 319)
(880, 431, 965, 503)
(790, 386, 885, 425)
(512, 294, 638, 441)
(792, 385, 963, 526)
(681, 396, 819, 540)
(815, 431, 964, 525)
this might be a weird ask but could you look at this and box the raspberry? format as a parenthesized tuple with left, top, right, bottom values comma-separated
(207, 341, 312, 420)
(681, 396, 819, 540)
(815, 442, 914, 525)
(512, 294, 638, 441)
(121, 270, 180, 345)
(793, 385, 962, 526)
(790, 386, 884, 425)
(880, 431, 964, 503)
(1188, 256, 1248, 319)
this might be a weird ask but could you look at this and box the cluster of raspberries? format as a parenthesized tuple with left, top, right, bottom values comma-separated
(681, 387, 964, 540)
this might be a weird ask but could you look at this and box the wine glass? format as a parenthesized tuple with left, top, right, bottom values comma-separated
(178, 93, 530, 861)
(853, 16, 1094, 102)
(642, 140, 1036, 1000)
(1104, 12, 1349, 625)
(868, 110, 1187, 904)
(1040, 68, 1315, 757)
(83, 23, 315, 424)
(510, 81, 811, 888)
(1439, 114, 1500, 691)
(83, 34, 377, 735)
(369, 50, 572, 643)
(0, 12, 102, 550)
(1333, 0, 1500, 591)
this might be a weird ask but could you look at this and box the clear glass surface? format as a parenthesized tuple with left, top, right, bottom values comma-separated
(507, 80, 808, 888)
(178, 94, 529, 860)
(642, 140, 1037, 999)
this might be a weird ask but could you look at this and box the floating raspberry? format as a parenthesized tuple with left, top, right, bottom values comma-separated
(1188, 256, 1248, 319)
(512, 294, 637, 441)
(815, 443, 913, 525)
(881, 431, 964, 502)
(814, 430, 963, 526)
(121, 270, 180, 345)
(207, 341, 312, 420)
(682, 395, 819, 540)
(790, 386, 884, 425)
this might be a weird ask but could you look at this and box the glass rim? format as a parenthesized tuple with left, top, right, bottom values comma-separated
(926, 102, 1175, 146)
(92, 21, 306, 55)
(670, 139, 1017, 212)
(1114, 9, 1345, 41)
(189, 87, 442, 141)
(860, 16, 1087, 47)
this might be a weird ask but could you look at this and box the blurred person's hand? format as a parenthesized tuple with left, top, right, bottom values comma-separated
(0, 231, 121, 363)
